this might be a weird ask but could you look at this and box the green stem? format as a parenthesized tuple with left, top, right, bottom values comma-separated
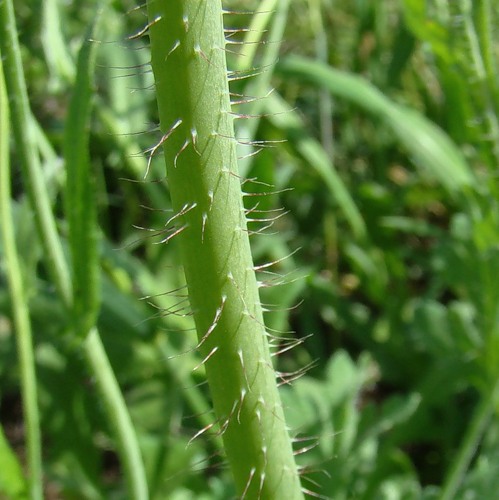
(235, 0, 290, 177)
(0, 2, 149, 497)
(474, 0, 499, 165)
(84, 329, 149, 500)
(475, 0, 495, 87)
(0, 51, 43, 500)
(146, 1, 303, 497)
(438, 381, 499, 500)
(0, 0, 72, 305)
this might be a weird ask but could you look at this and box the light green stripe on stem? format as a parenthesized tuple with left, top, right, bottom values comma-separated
(146, 1, 303, 497)
(0, 52, 42, 500)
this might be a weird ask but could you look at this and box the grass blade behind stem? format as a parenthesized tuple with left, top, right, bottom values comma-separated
(277, 55, 475, 197)
(264, 90, 367, 240)
(308, 0, 335, 159)
(0, 51, 43, 500)
(42, 0, 75, 87)
(438, 381, 499, 500)
(63, 15, 101, 339)
(236, 0, 291, 177)
(476, 0, 499, 115)
(233, 0, 279, 72)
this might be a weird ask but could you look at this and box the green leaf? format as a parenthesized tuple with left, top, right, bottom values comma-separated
(63, 14, 102, 338)
(42, 0, 76, 87)
(0, 426, 27, 500)
(401, 0, 451, 63)
(264, 91, 367, 240)
(277, 56, 475, 197)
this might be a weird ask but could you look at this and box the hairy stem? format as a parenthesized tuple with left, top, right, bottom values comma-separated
(146, 1, 304, 497)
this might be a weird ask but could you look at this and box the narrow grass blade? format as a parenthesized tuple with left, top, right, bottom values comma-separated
(236, 0, 291, 177)
(63, 15, 101, 338)
(438, 381, 499, 500)
(264, 90, 367, 240)
(233, 0, 281, 72)
(0, 50, 43, 500)
(277, 55, 475, 196)
(42, 0, 76, 86)
(307, 0, 335, 158)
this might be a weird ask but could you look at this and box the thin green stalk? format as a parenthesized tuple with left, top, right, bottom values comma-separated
(233, 0, 280, 73)
(475, 0, 495, 87)
(438, 382, 499, 500)
(0, 0, 72, 305)
(235, 0, 290, 178)
(146, 1, 303, 497)
(0, 51, 43, 500)
(263, 91, 367, 241)
(308, 0, 334, 160)
(84, 329, 148, 500)
(448, 0, 499, 170)
(0, 2, 148, 497)
(474, 0, 499, 165)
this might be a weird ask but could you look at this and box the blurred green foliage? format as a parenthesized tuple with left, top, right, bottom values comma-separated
(1, 0, 499, 498)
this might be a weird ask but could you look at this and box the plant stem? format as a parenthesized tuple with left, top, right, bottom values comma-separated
(438, 381, 498, 500)
(84, 328, 149, 500)
(0, 0, 72, 305)
(0, 50, 43, 500)
(146, 1, 304, 497)
(0, 3, 149, 497)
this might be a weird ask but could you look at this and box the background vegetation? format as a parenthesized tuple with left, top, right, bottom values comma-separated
(1, 0, 498, 498)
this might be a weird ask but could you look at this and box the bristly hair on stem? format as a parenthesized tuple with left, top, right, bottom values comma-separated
(145, 0, 305, 497)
